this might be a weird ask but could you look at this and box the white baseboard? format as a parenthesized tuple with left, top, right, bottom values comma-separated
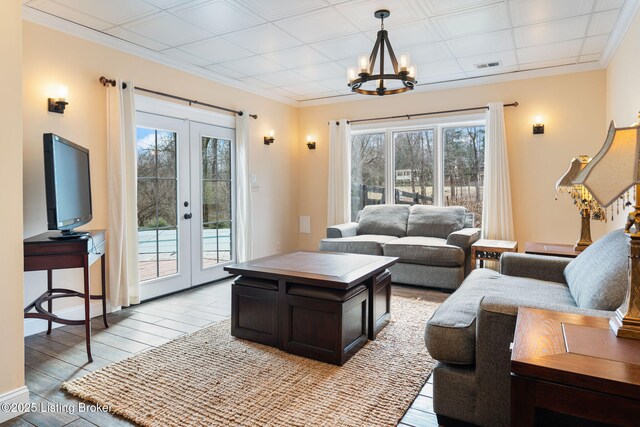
(24, 301, 111, 337)
(0, 386, 30, 423)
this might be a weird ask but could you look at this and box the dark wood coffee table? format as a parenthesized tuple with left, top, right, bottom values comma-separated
(224, 251, 397, 365)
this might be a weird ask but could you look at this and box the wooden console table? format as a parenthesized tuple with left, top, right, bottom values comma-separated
(24, 230, 108, 363)
(510, 308, 640, 426)
(470, 239, 518, 270)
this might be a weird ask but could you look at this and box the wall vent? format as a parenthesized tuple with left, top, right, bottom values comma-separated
(475, 61, 501, 69)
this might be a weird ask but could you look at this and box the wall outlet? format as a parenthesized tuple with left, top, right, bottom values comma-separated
(275, 241, 281, 253)
(299, 216, 311, 234)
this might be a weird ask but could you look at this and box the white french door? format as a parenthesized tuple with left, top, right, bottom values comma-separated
(136, 108, 236, 300)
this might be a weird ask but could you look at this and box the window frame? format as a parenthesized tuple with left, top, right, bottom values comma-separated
(350, 113, 486, 209)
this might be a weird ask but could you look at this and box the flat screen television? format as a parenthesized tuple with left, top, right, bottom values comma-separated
(43, 133, 92, 240)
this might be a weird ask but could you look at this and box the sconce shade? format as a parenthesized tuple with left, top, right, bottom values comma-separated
(573, 121, 640, 208)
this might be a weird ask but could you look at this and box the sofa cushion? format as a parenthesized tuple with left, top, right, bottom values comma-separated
(564, 229, 628, 310)
(407, 205, 466, 238)
(383, 236, 464, 267)
(319, 235, 398, 256)
(425, 269, 576, 365)
(356, 205, 410, 237)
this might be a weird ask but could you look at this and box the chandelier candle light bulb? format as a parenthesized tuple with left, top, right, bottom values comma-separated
(358, 55, 369, 74)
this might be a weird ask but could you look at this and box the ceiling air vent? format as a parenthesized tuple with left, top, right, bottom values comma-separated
(475, 61, 501, 69)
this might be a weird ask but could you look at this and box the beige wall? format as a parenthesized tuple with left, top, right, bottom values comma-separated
(298, 71, 608, 250)
(606, 9, 640, 231)
(1, 0, 25, 398)
(22, 22, 299, 316)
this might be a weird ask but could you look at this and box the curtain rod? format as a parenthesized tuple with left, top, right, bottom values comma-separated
(330, 102, 518, 125)
(99, 77, 258, 119)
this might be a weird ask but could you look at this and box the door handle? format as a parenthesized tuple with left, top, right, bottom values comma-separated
(184, 213, 193, 220)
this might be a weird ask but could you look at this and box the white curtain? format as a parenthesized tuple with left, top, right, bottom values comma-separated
(107, 81, 140, 307)
(327, 119, 352, 225)
(235, 112, 252, 262)
(482, 102, 514, 240)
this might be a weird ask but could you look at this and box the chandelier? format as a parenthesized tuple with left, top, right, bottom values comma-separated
(347, 10, 417, 96)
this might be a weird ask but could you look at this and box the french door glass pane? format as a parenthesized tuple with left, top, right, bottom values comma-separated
(443, 126, 485, 227)
(201, 137, 232, 269)
(393, 129, 435, 206)
(136, 127, 178, 282)
(351, 133, 385, 221)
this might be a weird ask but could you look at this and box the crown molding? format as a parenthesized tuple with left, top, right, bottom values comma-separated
(21, 6, 297, 107)
(299, 61, 604, 108)
(600, 0, 640, 67)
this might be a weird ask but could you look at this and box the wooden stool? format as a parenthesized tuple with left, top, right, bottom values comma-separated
(369, 269, 391, 339)
(231, 276, 279, 346)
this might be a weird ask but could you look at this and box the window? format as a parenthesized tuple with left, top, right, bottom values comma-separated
(350, 120, 485, 227)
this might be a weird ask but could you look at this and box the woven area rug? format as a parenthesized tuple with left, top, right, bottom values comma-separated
(62, 296, 438, 427)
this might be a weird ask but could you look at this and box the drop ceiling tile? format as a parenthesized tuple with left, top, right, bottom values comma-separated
(223, 24, 302, 55)
(514, 15, 589, 48)
(457, 50, 517, 72)
(221, 55, 285, 76)
(419, 0, 504, 17)
(270, 87, 300, 99)
(254, 70, 311, 87)
(385, 21, 442, 49)
(337, 0, 423, 32)
(179, 37, 253, 63)
(122, 12, 211, 46)
(446, 29, 513, 57)
(431, 3, 510, 39)
(587, 9, 621, 36)
(144, 0, 192, 9)
(582, 34, 609, 54)
(317, 76, 349, 91)
(174, 0, 264, 35)
(519, 57, 578, 70)
(238, 77, 276, 90)
(206, 63, 249, 79)
(509, 0, 595, 27)
(263, 45, 330, 68)
(517, 39, 583, 64)
(236, 0, 329, 21)
(416, 59, 464, 78)
(595, 0, 624, 11)
(293, 62, 345, 80)
(105, 26, 170, 50)
(274, 7, 358, 44)
(465, 65, 518, 78)
(312, 33, 375, 61)
(419, 72, 467, 83)
(52, 0, 158, 25)
(26, 0, 113, 30)
(409, 42, 453, 64)
(160, 47, 213, 66)
(579, 53, 602, 62)
(280, 81, 330, 96)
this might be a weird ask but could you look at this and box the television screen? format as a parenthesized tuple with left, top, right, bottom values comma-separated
(43, 133, 92, 237)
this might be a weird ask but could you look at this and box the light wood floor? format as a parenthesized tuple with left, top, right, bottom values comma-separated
(3, 280, 448, 427)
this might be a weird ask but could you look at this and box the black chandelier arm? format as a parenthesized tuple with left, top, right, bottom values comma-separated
(383, 32, 400, 75)
(349, 74, 416, 84)
(353, 86, 411, 96)
(368, 32, 382, 75)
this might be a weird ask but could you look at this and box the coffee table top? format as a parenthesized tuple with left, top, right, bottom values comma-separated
(224, 251, 398, 289)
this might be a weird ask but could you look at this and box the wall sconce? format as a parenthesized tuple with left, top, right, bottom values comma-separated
(533, 116, 544, 134)
(306, 135, 316, 150)
(48, 85, 69, 114)
(264, 130, 275, 145)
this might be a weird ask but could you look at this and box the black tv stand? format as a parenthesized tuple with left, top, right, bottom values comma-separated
(48, 230, 90, 241)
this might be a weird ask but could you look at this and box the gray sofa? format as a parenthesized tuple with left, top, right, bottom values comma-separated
(320, 204, 481, 290)
(424, 228, 629, 427)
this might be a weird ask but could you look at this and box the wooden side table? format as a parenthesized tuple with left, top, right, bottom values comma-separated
(470, 239, 518, 270)
(524, 241, 580, 258)
(510, 308, 640, 427)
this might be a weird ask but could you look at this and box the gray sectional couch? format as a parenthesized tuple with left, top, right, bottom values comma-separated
(320, 204, 481, 289)
(424, 228, 629, 427)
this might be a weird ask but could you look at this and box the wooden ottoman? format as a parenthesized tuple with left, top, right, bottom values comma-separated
(369, 269, 391, 339)
(231, 276, 279, 346)
(283, 283, 369, 366)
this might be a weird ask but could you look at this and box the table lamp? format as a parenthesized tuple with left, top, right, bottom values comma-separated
(573, 116, 640, 339)
(555, 155, 606, 251)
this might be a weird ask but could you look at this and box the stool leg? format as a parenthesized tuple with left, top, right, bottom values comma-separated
(46, 270, 52, 335)
(83, 255, 93, 363)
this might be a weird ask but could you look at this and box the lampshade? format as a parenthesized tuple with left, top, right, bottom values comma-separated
(556, 155, 606, 221)
(573, 121, 640, 208)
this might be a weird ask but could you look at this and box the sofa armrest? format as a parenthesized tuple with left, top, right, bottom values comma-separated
(326, 222, 358, 238)
(447, 227, 481, 249)
(500, 253, 571, 284)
